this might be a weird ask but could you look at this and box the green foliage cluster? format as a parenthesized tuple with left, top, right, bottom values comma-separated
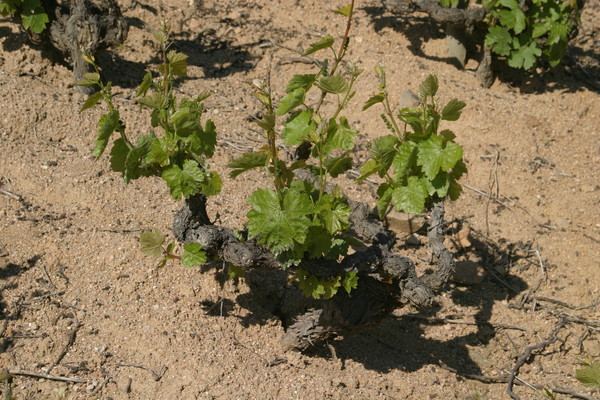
(228, 3, 361, 299)
(79, 23, 220, 267)
(437, 0, 580, 70)
(0, 0, 49, 33)
(483, 0, 581, 69)
(361, 69, 466, 219)
(82, 4, 467, 300)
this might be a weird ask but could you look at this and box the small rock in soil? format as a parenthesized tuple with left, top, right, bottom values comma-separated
(451, 261, 485, 285)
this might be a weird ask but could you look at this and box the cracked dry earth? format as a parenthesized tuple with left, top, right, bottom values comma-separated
(1, 0, 599, 399)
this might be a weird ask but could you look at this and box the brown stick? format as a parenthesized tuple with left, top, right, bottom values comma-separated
(46, 316, 81, 374)
(507, 320, 566, 399)
(7, 369, 87, 383)
(400, 313, 527, 331)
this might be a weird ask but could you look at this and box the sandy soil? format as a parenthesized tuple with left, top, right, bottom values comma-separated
(1, 0, 599, 399)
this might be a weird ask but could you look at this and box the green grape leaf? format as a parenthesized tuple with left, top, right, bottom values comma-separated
(317, 75, 349, 94)
(357, 159, 380, 182)
(315, 194, 351, 234)
(140, 228, 165, 258)
(109, 138, 129, 173)
(369, 135, 399, 175)
(426, 172, 451, 197)
(392, 176, 428, 214)
(138, 92, 168, 110)
(147, 136, 174, 167)
(508, 41, 541, 70)
(254, 113, 275, 131)
(286, 74, 317, 93)
(297, 270, 325, 299)
(576, 362, 600, 389)
(21, 6, 49, 34)
(162, 159, 205, 200)
(440, 129, 457, 143)
(282, 110, 316, 146)
(417, 135, 463, 180)
(376, 183, 393, 219)
(547, 23, 568, 45)
(0, 0, 19, 15)
(247, 188, 313, 253)
(228, 152, 268, 178)
(276, 88, 306, 115)
(167, 50, 188, 77)
(182, 242, 207, 268)
(80, 91, 103, 112)
(441, 99, 466, 121)
(498, 9, 527, 34)
(342, 271, 358, 293)
(228, 264, 246, 278)
(322, 117, 357, 154)
(363, 93, 385, 110)
(486, 26, 512, 56)
(391, 140, 418, 179)
(333, 4, 352, 16)
(419, 74, 439, 100)
(124, 144, 151, 183)
(200, 171, 222, 197)
(136, 71, 153, 97)
(303, 35, 335, 56)
(75, 72, 100, 88)
(94, 110, 119, 158)
(322, 276, 341, 299)
(324, 154, 353, 178)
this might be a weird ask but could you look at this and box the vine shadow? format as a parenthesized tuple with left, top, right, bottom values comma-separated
(170, 29, 259, 79)
(362, 5, 600, 94)
(1, 255, 42, 353)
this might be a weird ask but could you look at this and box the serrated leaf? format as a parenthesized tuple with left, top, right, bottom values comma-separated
(298, 270, 324, 299)
(0, 0, 19, 15)
(200, 171, 221, 197)
(282, 110, 316, 146)
(228, 264, 246, 278)
(486, 26, 512, 56)
(75, 72, 100, 88)
(357, 159, 380, 182)
(333, 4, 352, 16)
(391, 140, 418, 179)
(316, 75, 349, 94)
(228, 152, 268, 178)
(417, 135, 458, 180)
(80, 91, 103, 112)
(440, 129, 457, 143)
(370, 135, 399, 175)
(376, 183, 393, 219)
(315, 194, 351, 234)
(94, 110, 119, 158)
(323, 117, 357, 155)
(276, 88, 306, 115)
(508, 41, 541, 69)
(426, 172, 451, 197)
(286, 74, 317, 93)
(324, 154, 353, 178)
(124, 144, 151, 183)
(162, 159, 205, 200)
(166, 242, 175, 254)
(419, 74, 439, 99)
(363, 93, 385, 110)
(392, 176, 428, 214)
(303, 35, 335, 56)
(247, 188, 313, 253)
(182, 242, 207, 268)
(138, 92, 168, 110)
(136, 71, 153, 97)
(547, 23, 568, 45)
(342, 271, 358, 293)
(21, 8, 49, 34)
(140, 228, 165, 258)
(167, 50, 188, 76)
(441, 99, 466, 121)
(147, 136, 174, 166)
(576, 362, 600, 389)
(109, 138, 129, 173)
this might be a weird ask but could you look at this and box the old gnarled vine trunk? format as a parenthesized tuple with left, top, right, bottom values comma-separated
(173, 194, 456, 351)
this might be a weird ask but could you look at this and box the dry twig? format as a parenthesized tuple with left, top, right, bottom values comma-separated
(7, 369, 87, 383)
(507, 319, 566, 399)
(400, 313, 527, 331)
